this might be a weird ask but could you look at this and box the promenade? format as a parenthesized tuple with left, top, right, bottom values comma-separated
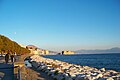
(0, 54, 53, 80)
(0, 58, 15, 80)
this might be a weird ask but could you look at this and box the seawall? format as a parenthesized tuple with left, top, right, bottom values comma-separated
(25, 55, 120, 80)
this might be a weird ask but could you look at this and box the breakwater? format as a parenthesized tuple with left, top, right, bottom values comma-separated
(25, 55, 120, 80)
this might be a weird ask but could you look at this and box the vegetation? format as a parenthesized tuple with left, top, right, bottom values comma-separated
(0, 35, 30, 55)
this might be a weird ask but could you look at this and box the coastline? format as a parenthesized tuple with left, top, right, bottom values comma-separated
(25, 54, 120, 80)
(14, 54, 53, 80)
(0, 54, 53, 80)
(44, 53, 120, 72)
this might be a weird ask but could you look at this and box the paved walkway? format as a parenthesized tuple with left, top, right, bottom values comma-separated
(0, 54, 53, 80)
(0, 63, 14, 80)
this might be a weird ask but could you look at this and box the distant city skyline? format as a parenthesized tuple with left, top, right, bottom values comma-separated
(0, 0, 120, 52)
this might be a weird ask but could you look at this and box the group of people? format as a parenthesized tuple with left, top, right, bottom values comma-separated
(5, 53, 16, 63)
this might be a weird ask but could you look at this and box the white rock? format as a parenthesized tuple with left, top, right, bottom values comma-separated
(100, 68, 106, 72)
(106, 77, 114, 80)
(24, 60, 32, 67)
(96, 73, 103, 78)
(28, 55, 120, 80)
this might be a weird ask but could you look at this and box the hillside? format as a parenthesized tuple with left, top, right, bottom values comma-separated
(0, 35, 30, 55)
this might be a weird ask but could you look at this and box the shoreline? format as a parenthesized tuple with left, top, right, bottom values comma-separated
(14, 54, 54, 80)
(44, 53, 120, 72)
(25, 54, 120, 80)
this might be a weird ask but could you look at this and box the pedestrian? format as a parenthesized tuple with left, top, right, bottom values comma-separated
(14, 52, 17, 62)
(5, 53, 9, 63)
(10, 54, 14, 63)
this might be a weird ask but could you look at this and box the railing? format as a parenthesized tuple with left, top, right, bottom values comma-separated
(14, 65, 21, 80)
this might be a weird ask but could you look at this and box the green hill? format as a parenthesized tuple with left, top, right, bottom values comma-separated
(0, 35, 30, 55)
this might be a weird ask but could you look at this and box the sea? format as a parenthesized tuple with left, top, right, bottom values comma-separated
(44, 53, 120, 72)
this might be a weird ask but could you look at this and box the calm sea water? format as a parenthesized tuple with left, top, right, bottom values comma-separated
(44, 53, 120, 72)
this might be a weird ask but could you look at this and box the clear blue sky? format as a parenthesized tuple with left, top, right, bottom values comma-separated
(0, 0, 120, 52)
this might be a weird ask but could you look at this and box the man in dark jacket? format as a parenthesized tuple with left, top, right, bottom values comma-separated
(5, 53, 9, 63)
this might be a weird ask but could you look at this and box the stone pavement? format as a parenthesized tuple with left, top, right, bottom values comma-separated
(0, 62, 14, 80)
(0, 54, 53, 80)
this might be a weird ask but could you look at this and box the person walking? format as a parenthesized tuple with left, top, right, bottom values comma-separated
(14, 52, 17, 62)
(10, 54, 14, 63)
(5, 53, 9, 63)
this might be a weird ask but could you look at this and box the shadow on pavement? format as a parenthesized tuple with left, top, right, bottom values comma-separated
(0, 63, 16, 80)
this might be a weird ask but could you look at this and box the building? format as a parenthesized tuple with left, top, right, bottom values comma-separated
(26, 45, 49, 55)
(62, 51, 75, 55)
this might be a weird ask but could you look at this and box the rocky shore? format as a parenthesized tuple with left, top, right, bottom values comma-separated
(25, 55, 120, 80)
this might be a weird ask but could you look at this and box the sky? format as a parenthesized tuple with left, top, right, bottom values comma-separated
(0, 0, 120, 52)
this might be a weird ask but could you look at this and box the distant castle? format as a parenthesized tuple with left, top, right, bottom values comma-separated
(61, 50, 75, 55)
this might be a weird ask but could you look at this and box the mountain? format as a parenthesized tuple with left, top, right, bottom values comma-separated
(75, 47, 120, 54)
(0, 35, 30, 54)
